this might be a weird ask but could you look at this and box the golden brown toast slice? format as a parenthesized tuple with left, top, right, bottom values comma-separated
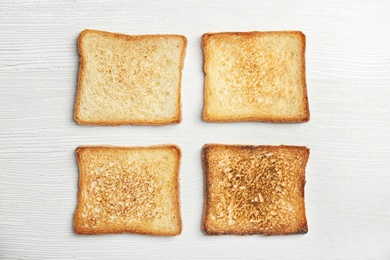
(202, 31, 309, 123)
(74, 145, 182, 236)
(74, 29, 187, 125)
(202, 144, 309, 235)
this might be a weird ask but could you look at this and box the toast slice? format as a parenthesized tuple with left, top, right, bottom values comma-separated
(74, 145, 182, 236)
(74, 29, 187, 125)
(202, 31, 309, 122)
(202, 144, 309, 235)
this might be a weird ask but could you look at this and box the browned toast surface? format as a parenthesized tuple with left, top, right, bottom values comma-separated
(202, 144, 309, 235)
(202, 31, 309, 123)
(74, 145, 182, 236)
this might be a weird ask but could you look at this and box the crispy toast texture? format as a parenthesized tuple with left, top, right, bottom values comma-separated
(202, 144, 309, 235)
(74, 145, 182, 236)
(202, 31, 309, 122)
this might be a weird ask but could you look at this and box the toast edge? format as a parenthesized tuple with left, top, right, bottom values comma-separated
(165, 144, 183, 236)
(73, 29, 187, 125)
(201, 34, 212, 122)
(73, 30, 87, 125)
(73, 146, 87, 234)
(201, 144, 212, 234)
(73, 144, 183, 236)
(175, 35, 187, 125)
(201, 144, 310, 235)
(298, 31, 310, 122)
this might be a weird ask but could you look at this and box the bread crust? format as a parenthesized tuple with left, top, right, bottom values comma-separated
(202, 31, 310, 123)
(74, 144, 182, 236)
(202, 144, 309, 236)
(74, 29, 187, 125)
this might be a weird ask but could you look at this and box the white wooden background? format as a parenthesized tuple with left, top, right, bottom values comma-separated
(1, 0, 390, 259)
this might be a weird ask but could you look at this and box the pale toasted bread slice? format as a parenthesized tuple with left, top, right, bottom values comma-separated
(202, 31, 309, 123)
(202, 144, 309, 235)
(74, 29, 187, 125)
(74, 145, 182, 236)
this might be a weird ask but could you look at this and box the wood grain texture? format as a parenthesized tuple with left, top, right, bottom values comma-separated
(1, 0, 390, 259)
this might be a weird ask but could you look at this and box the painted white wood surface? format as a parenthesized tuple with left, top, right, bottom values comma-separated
(1, 0, 390, 259)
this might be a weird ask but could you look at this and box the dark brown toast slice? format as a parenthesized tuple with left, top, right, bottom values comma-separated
(202, 144, 309, 235)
